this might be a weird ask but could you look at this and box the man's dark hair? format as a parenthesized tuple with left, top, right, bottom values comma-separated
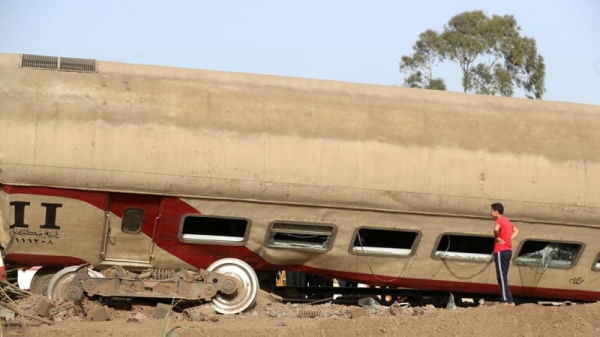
(491, 203, 504, 215)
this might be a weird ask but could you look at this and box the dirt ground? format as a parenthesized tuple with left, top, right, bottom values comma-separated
(2, 290, 600, 337)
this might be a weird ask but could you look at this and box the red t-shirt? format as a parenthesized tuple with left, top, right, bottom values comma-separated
(493, 216, 514, 253)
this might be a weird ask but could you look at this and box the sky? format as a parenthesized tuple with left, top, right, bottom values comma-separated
(1, 0, 598, 106)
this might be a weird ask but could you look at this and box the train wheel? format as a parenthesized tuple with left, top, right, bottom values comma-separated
(47, 265, 104, 302)
(207, 258, 259, 314)
(30, 268, 59, 296)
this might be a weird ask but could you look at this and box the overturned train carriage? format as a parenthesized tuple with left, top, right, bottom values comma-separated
(0, 53, 599, 307)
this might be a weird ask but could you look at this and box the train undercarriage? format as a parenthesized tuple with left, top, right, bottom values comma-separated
(23, 258, 259, 315)
(7, 263, 587, 321)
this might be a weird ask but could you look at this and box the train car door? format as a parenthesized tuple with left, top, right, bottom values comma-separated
(101, 193, 161, 266)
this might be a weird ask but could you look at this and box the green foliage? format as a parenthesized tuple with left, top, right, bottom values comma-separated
(399, 30, 447, 91)
(165, 326, 203, 337)
(399, 11, 546, 98)
(159, 298, 203, 337)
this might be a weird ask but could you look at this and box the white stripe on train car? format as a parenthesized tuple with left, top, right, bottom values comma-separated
(17, 266, 41, 289)
(0, 254, 6, 281)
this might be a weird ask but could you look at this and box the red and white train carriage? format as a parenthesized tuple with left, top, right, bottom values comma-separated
(0, 53, 599, 313)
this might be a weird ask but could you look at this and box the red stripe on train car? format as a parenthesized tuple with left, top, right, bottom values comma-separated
(5, 254, 87, 269)
(2, 185, 107, 209)
(2, 185, 268, 270)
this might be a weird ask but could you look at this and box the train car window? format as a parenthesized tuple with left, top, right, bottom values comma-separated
(121, 208, 144, 234)
(266, 221, 336, 252)
(593, 253, 600, 271)
(179, 215, 249, 245)
(350, 228, 419, 257)
(516, 240, 582, 270)
(433, 234, 494, 262)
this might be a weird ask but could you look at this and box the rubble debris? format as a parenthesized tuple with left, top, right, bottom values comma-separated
(33, 298, 56, 318)
(87, 305, 111, 322)
(357, 297, 382, 313)
(389, 301, 410, 316)
(298, 308, 320, 318)
(1, 318, 43, 327)
(152, 302, 172, 319)
(350, 307, 369, 319)
(0, 301, 55, 325)
(446, 292, 457, 310)
(50, 302, 77, 322)
(126, 312, 147, 323)
(0, 306, 15, 320)
(183, 304, 218, 322)
(1, 281, 56, 325)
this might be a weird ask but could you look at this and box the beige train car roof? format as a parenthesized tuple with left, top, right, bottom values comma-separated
(1, 53, 599, 225)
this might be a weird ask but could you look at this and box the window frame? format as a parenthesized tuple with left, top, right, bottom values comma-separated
(432, 233, 495, 263)
(348, 226, 421, 258)
(121, 208, 145, 234)
(178, 214, 251, 246)
(514, 239, 584, 270)
(592, 252, 600, 272)
(264, 221, 337, 253)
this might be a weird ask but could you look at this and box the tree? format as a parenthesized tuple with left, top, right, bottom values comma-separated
(399, 30, 447, 90)
(399, 11, 546, 99)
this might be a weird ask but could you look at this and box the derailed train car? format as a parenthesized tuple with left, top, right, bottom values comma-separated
(0, 53, 599, 312)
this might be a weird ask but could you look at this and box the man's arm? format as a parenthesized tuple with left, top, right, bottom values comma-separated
(494, 223, 503, 243)
(511, 226, 520, 240)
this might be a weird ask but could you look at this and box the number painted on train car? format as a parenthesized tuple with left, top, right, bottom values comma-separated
(9, 201, 62, 245)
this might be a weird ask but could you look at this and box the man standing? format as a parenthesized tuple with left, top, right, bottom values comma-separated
(490, 203, 520, 305)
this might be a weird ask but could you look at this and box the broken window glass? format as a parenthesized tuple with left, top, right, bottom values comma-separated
(266, 222, 335, 252)
(516, 240, 581, 272)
